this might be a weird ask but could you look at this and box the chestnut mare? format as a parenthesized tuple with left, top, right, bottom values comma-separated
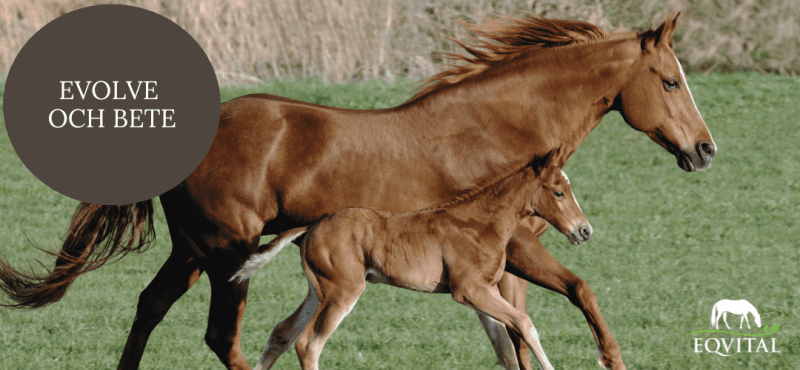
(0, 13, 715, 370)
(230, 147, 586, 370)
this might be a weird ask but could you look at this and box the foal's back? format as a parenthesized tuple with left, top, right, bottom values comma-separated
(300, 163, 543, 294)
(298, 207, 462, 293)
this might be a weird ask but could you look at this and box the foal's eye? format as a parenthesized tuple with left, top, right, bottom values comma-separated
(553, 191, 565, 199)
(663, 79, 680, 90)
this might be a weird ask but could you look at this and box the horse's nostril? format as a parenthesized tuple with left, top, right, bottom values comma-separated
(580, 226, 592, 240)
(699, 141, 716, 158)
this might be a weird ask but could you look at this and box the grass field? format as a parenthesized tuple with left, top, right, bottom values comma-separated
(1, 72, 799, 369)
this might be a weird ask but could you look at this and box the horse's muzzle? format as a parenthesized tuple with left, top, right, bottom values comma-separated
(678, 141, 716, 172)
(568, 223, 592, 245)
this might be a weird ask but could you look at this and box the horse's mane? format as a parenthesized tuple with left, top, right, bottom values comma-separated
(407, 14, 610, 103)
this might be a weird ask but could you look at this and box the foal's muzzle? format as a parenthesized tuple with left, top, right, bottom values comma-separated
(568, 223, 593, 245)
(678, 141, 716, 172)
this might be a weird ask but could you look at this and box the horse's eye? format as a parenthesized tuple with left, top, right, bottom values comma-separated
(553, 191, 565, 199)
(663, 79, 680, 90)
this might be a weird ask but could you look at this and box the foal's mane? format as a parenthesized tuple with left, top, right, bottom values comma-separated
(418, 151, 553, 213)
(420, 164, 528, 212)
(407, 14, 610, 103)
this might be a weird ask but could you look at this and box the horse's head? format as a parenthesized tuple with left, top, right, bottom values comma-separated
(532, 146, 591, 245)
(615, 13, 716, 172)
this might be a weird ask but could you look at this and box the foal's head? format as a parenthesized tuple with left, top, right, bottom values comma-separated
(532, 147, 591, 245)
(615, 13, 716, 172)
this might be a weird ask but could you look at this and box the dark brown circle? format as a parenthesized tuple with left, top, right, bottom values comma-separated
(4, 5, 219, 205)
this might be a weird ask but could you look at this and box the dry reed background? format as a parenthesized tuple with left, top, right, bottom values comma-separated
(0, 0, 798, 84)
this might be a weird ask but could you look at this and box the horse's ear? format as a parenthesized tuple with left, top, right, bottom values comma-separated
(660, 12, 679, 48)
(643, 12, 679, 51)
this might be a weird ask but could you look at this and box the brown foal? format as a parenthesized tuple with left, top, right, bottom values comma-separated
(231, 147, 589, 370)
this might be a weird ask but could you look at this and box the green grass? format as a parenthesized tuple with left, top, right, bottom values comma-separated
(1, 72, 798, 369)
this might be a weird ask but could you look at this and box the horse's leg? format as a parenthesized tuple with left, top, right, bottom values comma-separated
(476, 310, 520, 370)
(205, 265, 254, 370)
(723, 312, 730, 329)
(454, 284, 554, 370)
(496, 273, 531, 370)
(254, 284, 320, 370)
(504, 223, 625, 370)
(118, 192, 206, 370)
(117, 248, 203, 369)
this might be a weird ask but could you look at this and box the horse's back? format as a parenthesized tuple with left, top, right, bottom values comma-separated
(166, 94, 356, 251)
(217, 95, 452, 219)
(164, 92, 470, 254)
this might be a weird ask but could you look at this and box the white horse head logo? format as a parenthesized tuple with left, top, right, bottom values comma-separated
(711, 299, 762, 330)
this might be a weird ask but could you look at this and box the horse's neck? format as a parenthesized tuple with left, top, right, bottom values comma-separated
(403, 38, 636, 172)
(448, 167, 538, 241)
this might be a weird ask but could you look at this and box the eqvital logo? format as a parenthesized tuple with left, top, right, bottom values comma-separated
(688, 299, 781, 356)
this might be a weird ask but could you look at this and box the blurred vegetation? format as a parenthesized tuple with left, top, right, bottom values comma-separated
(0, 0, 798, 85)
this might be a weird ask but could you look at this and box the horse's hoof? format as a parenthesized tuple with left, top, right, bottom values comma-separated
(596, 348, 626, 370)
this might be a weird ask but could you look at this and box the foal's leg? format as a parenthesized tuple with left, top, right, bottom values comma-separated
(254, 285, 320, 370)
(495, 218, 548, 370)
(454, 285, 554, 370)
(295, 275, 366, 370)
(504, 224, 625, 370)
(118, 248, 203, 370)
(476, 311, 520, 370)
(496, 273, 531, 369)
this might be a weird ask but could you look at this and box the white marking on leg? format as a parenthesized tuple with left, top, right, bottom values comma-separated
(527, 325, 554, 370)
(529, 326, 540, 343)
(596, 347, 611, 369)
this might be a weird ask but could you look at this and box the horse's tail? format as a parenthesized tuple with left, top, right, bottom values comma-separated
(0, 202, 155, 309)
(710, 303, 718, 327)
(229, 226, 308, 283)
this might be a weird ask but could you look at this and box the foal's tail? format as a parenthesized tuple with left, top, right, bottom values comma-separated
(229, 226, 308, 283)
(0, 202, 155, 309)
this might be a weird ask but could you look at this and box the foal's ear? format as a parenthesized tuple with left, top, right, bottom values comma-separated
(531, 150, 552, 176)
(643, 12, 680, 51)
(531, 145, 561, 175)
(553, 144, 568, 168)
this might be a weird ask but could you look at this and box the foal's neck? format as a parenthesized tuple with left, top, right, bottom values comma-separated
(448, 167, 539, 242)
